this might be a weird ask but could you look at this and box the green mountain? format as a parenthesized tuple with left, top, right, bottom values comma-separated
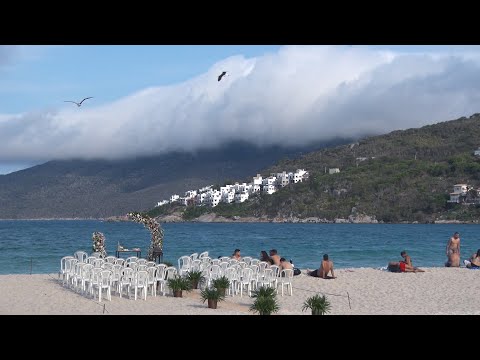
(150, 114, 480, 223)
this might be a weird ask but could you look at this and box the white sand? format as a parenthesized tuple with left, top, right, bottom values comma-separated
(1, 268, 479, 315)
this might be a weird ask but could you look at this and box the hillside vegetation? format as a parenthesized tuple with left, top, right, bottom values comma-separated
(149, 114, 480, 223)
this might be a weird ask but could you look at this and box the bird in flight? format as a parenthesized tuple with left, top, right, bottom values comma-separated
(218, 71, 227, 82)
(64, 97, 93, 107)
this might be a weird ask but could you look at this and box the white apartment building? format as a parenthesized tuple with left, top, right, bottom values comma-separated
(206, 190, 222, 207)
(185, 190, 197, 198)
(249, 184, 261, 194)
(263, 184, 277, 195)
(329, 168, 340, 174)
(222, 191, 235, 204)
(235, 191, 249, 203)
(262, 176, 277, 186)
(196, 192, 208, 205)
(157, 168, 309, 208)
(276, 171, 290, 187)
(252, 174, 263, 185)
(475, 147, 480, 156)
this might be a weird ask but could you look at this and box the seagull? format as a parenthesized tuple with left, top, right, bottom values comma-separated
(217, 71, 227, 82)
(64, 97, 93, 107)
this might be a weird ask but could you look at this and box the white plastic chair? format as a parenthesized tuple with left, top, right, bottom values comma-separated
(79, 264, 93, 294)
(250, 259, 260, 266)
(237, 268, 254, 297)
(163, 267, 178, 296)
(137, 259, 147, 265)
(59, 256, 74, 281)
(178, 256, 191, 276)
(146, 267, 157, 297)
(92, 269, 113, 301)
(155, 264, 167, 295)
(119, 268, 135, 299)
(190, 253, 199, 261)
(74, 251, 88, 263)
(93, 259, 104, 268)
(133, 271, 148, 301)
(146, 261, 156, 268)
(242, 256, 252, 265)
(277, 269, 294, 296)
(256, 268, 274, 289)
(198, 251, 209, 259)
(104, 256, 116, 264)
(115, 258, 125, 266)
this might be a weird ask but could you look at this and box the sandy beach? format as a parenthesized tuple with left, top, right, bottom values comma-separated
(1, 267, 479, 315)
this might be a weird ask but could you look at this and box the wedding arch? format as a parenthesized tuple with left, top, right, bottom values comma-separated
(127, 212, 164, 261)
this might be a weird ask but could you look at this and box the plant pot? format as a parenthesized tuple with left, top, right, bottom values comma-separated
(218, 288, 226, 297)
(192, 281, 199, 290)
(173, 290, 183, 298)
(259, 312, 271, 315)
(207, 299, 218, 309)
(312, 309, 323, 315)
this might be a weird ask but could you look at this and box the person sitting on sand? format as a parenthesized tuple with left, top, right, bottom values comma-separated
(464, 249, 480, 268)
(308, 254, 336, 279)
(260, 250, 273, 265)
(232, 249, 241, 261)
(269, 249, 281, 266)
(279, 257, 293, 276)
(388, 251, 425, 273)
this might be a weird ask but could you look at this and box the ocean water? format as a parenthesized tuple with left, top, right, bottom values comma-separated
(0, 220, 479, 274)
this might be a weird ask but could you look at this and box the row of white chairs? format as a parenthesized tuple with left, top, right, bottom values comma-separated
(60, 255, 180, 301)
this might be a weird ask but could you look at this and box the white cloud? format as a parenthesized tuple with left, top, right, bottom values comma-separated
(1, 45, 480, 162)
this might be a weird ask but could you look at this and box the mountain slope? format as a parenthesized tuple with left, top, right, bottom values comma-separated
(0, 140, 349, 219)
(154, 114, 480, 223)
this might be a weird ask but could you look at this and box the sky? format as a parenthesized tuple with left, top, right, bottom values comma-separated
(1, 45, 480, 175)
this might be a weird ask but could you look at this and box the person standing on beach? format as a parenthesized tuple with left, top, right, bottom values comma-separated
(445, 232, 461, 267)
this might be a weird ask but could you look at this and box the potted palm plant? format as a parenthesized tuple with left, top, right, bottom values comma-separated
(186, 270, 205, 290)
(212, 275, 230, 296)
(249, 286, 279, 315)
(167, 275, 192, 297)
(302, 294, 331, 315)
(200, 287, 226, 309)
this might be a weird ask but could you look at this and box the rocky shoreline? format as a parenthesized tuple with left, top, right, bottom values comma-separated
(2, 215, 477, 225)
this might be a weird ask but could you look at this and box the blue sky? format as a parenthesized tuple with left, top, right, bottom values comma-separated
(1, 45, 480, 174)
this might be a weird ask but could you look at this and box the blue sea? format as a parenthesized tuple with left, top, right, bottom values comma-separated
(0, 220, 479, 275)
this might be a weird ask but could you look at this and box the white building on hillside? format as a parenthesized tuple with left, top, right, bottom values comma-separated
(474, 147, 480, 156)
(263, 184, 277, 195)
(249, 184, 261, 194)
(156, 200, 169, 207)
(252, 174, 263, 185)
(448, 184, 470, 203)
(276, 171, 290, 187)
(329, 168, 340, 174)
(235, 191, 249, 203)
(170, 194, 180, 203)
(222, 191, 235, 204)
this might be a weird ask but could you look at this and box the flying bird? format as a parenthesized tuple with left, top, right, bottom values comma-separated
(217, 71, 227, 82)
(64, 97, 93, 107)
